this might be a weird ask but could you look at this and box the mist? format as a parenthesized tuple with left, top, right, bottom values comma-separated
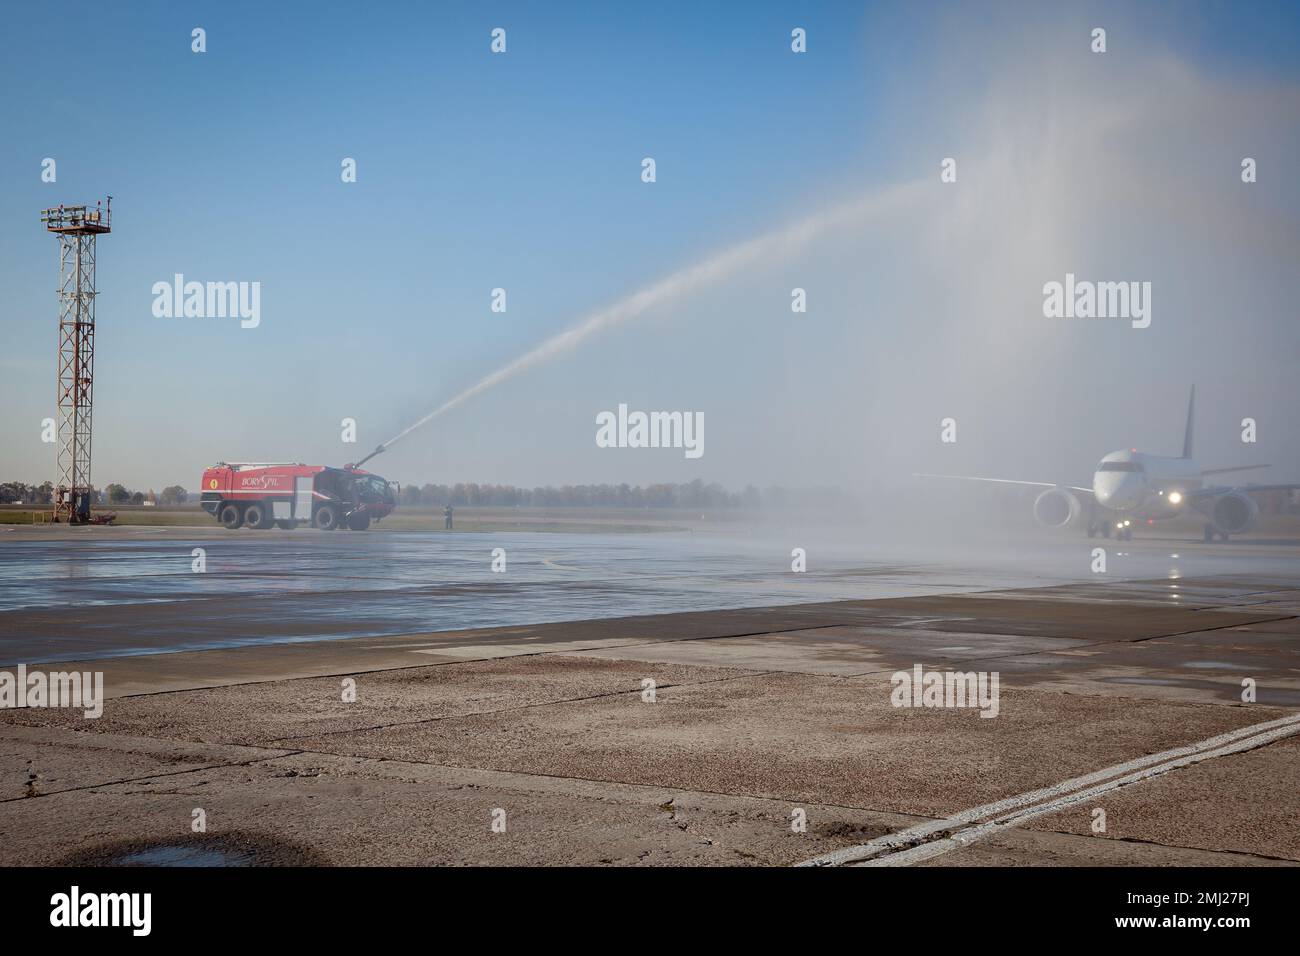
(379, 12, 1300, 520)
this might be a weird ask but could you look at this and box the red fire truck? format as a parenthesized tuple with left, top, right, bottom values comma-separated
(199, 462, 397, 531)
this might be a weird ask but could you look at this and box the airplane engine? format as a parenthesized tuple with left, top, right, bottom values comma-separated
(1033, 487, 1082, 528)
(1210, 492, 1258, 535)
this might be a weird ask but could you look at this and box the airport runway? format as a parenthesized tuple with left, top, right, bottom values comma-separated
(0, 526, 1297, 866)
(4, 524, 1300, 663)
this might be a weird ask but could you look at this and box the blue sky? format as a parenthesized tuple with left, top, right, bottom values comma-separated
(2, 1, 1299, 491)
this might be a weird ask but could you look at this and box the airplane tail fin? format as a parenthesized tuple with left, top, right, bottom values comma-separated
(1182, 385, 1195, 459)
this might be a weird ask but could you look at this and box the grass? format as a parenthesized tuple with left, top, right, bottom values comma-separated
(0, 504, 689, 533)
(7, 504, 1300, 539)
(0, 508, 208, 527)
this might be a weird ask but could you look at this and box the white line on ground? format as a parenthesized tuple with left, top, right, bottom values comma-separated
(798, 711, 1300, 868)
(862, 719, 1300, 867)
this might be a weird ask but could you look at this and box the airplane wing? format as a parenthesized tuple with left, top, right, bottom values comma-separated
(1201, 464, 1273, 477)
(1189, 483, 1300, 500)
(913, 474, 1094, 496)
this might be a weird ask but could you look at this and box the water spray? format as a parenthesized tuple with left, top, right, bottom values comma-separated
(370, 179, 924, 459)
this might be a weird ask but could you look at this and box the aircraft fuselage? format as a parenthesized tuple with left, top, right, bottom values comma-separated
(1092, 449, 1201, 518)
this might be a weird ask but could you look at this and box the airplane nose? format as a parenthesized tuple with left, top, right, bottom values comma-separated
(1113, 478, 1143, 508)
(1095, 475, 1141, 509)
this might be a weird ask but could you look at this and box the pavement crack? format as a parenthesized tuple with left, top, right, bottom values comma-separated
(0, 750, 304, 805)
(265, 670, 778, 745)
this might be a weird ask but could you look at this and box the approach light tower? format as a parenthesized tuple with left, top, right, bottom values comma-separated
(39, 198, 112, 523)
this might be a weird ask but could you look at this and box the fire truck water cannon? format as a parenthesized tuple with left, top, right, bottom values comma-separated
(345, 444, 387, 471)
(199, 460, 397, 531)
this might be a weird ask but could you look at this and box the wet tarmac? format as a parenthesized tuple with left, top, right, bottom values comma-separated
(2, 522, 1299, 866)
(3, 526, 1300, 664)
(0, 564, 1297, 867)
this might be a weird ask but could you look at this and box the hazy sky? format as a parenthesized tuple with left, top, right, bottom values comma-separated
(2, 1, 1298, 494)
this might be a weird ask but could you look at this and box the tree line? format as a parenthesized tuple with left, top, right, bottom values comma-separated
(0, 482, 188, 506)
(396, 480, 763, 509)
(0, 478, 850, 510)
(396, 481, 858, 509)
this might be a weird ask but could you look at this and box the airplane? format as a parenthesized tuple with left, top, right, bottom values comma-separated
(917, 386, 1300, 542)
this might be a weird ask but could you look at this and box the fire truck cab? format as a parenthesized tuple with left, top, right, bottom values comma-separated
(199, 462, 396, 531)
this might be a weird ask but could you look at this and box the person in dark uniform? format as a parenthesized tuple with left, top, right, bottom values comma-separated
(444, 504, 453, 530)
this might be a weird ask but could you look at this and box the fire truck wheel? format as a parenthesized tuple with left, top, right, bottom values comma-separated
(314, 504, 340, 531)
(244, 502, 271, 530)
(274, 520, 294, 530)
(219, 504, 244, 530)
(348, 514, 371, 531)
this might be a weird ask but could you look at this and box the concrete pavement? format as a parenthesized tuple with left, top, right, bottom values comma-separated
(1, 575, 1297, 866)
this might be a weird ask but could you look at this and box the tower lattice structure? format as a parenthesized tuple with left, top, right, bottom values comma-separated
(40, 199, 111, 523)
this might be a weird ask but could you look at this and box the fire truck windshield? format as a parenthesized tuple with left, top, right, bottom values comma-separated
(360, 476, 392, 501)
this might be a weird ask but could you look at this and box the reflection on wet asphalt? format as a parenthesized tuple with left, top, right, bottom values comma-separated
(2, 530, 1298, 662)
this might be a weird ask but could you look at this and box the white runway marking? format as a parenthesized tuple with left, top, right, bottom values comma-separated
(798, 711, 1300, 867)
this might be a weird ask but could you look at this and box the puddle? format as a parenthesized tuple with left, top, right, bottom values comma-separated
(112, 845, 256, 867)
(60, 832, 328, 867)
